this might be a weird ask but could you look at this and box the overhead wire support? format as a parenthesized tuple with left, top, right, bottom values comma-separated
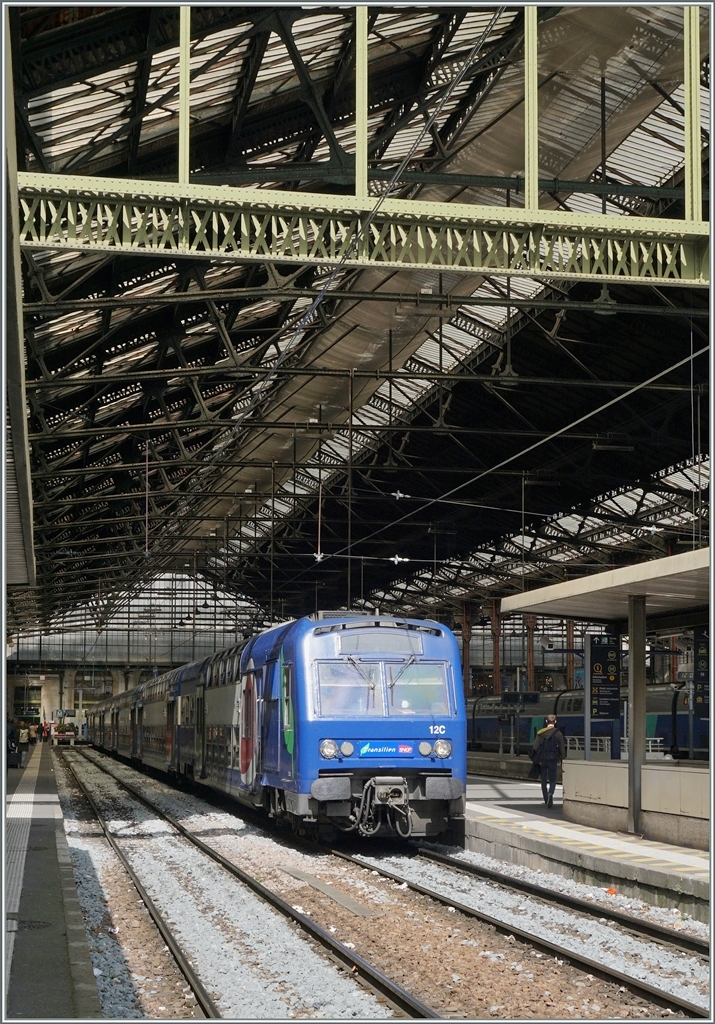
(684, 5, 702, 222)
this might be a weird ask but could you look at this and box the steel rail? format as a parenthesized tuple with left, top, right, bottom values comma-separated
(330, 851, 709, 1019)
(416, 847, 709, 956)
(60, 752, 220, 1019)
(71, 749, 439, 1019)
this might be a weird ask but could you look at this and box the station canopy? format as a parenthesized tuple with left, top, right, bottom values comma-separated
(6, 5, 709, 641)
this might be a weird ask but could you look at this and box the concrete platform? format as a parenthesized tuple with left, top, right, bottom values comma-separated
(5, 741, 101, 1018)
(463, 774, 710, 923)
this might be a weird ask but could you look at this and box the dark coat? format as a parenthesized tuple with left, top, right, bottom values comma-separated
(531, 725, 565, 763)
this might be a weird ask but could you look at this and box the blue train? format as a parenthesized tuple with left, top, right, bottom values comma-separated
(87, 613, 467, 838)
(466, 684, 708, 758)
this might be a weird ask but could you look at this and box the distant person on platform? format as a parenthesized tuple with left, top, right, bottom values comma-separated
(530, 713, 565, 808)
(17, 722, 30, 768)
(29, 722, 38, 746)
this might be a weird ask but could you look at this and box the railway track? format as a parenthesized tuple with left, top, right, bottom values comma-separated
(415, 847, 709, 956)
(70, 748, 709, 1019)
(336, 849, 709, 1019)
(62, 754, 219, 1018)
(63, 748, 438, 1019)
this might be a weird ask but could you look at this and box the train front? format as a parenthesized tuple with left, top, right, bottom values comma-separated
(294, 615, 466, 838)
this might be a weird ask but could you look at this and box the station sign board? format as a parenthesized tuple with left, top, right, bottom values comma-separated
(693, 626, 709, 718)
(501, 691, 540, 707)
(589, 635, 620, 719)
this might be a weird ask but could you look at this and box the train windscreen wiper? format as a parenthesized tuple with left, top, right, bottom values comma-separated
(347, 655, 375, 689)
(388, 655, 415, 689)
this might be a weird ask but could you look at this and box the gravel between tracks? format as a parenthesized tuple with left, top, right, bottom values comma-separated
(54, 751, 195, 1018)
(355, 852, 710, 1011)
(76, 751, 704, 1019)
(421, 843, 710, 942)
(62, 752, 390, 1019)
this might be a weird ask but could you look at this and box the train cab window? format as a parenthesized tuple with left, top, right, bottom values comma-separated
(388, 662, 449, 715)
(317, 661, 382, 716)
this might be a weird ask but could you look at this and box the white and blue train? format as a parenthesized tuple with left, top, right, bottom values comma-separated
(88, 613, 467, 838)
(466, 684, 708, 758)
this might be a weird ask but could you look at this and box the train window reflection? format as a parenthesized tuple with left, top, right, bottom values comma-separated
(388, 662, 449, 715)
(340, 632, 422, 655)
(318, 661, 382, 716)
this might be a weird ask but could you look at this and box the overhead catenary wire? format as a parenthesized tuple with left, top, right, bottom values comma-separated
(310, 344, 710, 563)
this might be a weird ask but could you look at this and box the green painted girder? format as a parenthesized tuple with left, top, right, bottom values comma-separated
(17, 172, 709, 286)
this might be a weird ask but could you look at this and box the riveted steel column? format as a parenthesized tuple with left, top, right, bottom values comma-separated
(5, 7, 36, 585)
(684, 5, 702, 222)
(355, 6, 368, 200)
(627, 594, 646, 834)
(179, 6, 191, 184)
(524, 6, 539, 212)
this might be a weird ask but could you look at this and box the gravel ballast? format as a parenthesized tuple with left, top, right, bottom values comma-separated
(54, 752, 195, 1018)
(72, 750, 706, 1019)
(355, 851, 710, 1011)
(421, 842, 710, 942)
(63, 752, 391, 1019)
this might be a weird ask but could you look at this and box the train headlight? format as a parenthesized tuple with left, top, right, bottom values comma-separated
(418, 741, 433, 756)
(433, 739, 452, 759)
(340, 741, 354, 756)
(319, 738, 339, 759)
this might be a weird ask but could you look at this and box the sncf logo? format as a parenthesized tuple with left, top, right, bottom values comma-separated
(398, 744, 413, 754)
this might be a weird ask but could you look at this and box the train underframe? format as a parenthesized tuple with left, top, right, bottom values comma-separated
(265, 768, 465, 839)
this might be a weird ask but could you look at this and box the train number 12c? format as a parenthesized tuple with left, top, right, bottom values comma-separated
(429, 724, 446, 734)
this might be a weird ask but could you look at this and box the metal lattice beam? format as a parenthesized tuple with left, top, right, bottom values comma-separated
(18, 174, 709, 285)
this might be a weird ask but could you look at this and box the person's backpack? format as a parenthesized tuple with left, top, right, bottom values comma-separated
(18, 728, 29, 744)
(539, 729, 561, 764)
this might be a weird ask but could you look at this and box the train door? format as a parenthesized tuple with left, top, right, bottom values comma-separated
(136, 706, 143, 758)
(239, 671, 258, 790)
(262, 661, 280, 773)
(166, 698, 176, 767)
(281, 663, 294, 777)
(194, 686, 206, 778)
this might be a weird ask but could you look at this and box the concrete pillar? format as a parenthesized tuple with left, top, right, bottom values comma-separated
(566, 619, 575, 688)
(627, 594, 647, 834)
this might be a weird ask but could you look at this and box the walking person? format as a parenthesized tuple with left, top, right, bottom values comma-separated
(42, 721, 50, 742)
(530, 713, 565, 808)
(29, 722, 38, 746)
(7, 718, 19, 768)
(17, 721, 30, 768)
